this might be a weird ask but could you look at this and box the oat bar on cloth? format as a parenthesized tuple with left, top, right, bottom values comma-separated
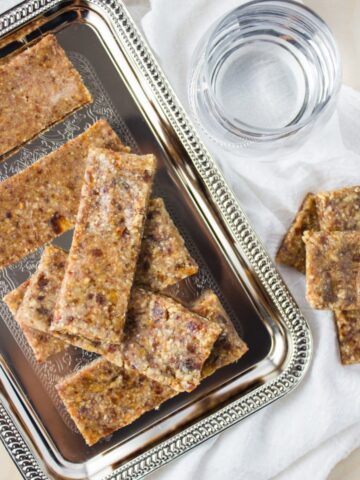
(135, 198, 198, 290)
(333, 310, 360, 365)
(56, 358, 176, 446)
(0, 34, 92, 157)
(113, 288, 222, 392)
(3, 280, 66, 362)
(276, 193, 319, 273)
(191, 291, 248, 378)
(316, 186, 360, 231)
(52, 149, 157, 344)
(303, 231, 360, 310)
(0, 119, 127, 269)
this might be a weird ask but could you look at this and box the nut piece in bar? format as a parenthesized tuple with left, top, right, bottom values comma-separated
(0, 119, 127, 269)
(3, 280, 66, 362)
(121, 288, 222, 392)
(191, 291, 248, 378)
(276, 193, 319, 273)
(333, 310, 360, 365)
(0, 34, 92, 157)
(135, 198, 198, 290)
(53, 149, 157, 344)
(303, 231, 360, 310)
(56, 358, 175, 446)
(316, 186, 360, 231)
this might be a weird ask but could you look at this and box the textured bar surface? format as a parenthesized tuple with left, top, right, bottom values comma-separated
(276, 193, 319, 273)
(0, 35, 92, 157)
(118, 288, 221, 392)
(316, 186, 360, 231)
(304, 231, 360, 310)
(135, 198, 198, 290)
(192, 291, 248, 378)
(13, 246, 112, 356)
(56, 358, 175, 446)
(0, 119, 126, 269)
(333, 310, 360, 365)
(53, 149, 156, 343)
(16, 245, 68, 332)
(3, 280, 66, 362)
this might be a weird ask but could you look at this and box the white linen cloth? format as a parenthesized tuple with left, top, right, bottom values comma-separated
(138, 1, 360, 479)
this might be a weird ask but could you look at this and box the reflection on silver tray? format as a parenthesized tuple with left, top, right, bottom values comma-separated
(0, 1, 312, 480)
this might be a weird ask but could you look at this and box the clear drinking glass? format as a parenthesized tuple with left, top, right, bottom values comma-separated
(188, 0, 341, 151)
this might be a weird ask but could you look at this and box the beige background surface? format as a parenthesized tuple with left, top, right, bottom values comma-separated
(0, 0, 359, 479)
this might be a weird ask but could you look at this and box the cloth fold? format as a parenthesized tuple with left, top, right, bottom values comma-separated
(139, 1, 360, 479)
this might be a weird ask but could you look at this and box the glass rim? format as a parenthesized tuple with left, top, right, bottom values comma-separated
(190, 0, 342, 145)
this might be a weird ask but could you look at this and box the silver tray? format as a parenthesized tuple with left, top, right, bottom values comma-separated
(0, 1, 312, 479)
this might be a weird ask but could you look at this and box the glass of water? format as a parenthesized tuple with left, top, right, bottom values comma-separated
(188, 0, 341, 151)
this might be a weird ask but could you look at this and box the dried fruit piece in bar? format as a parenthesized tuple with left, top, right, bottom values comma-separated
(119, 288, 221, 392)
(276, 193, 319, 273)
(0, 119, 127, 269)
(303, 231, 360, 310)
(56, 358, 175, 446)
(316, 186, 360, 231)
(3, 280, 66, 362)
(191, 291, 248, 378)
(53, 149, 157, 344)
(0, 34, 92, 157)
(333, 310, 360, 365)
(135, 198, 198, 290)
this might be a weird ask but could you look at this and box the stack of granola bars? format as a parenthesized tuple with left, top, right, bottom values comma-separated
(1, 35, 248, 446)
(276, 188, 360, 366)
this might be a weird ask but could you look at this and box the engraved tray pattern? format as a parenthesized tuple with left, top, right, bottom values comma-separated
(0, 1, 312, 480)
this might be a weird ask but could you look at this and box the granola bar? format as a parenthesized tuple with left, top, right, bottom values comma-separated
(16, 245, 67, 332)
(14, 245, 112, 356)
(191, 291, 248, 378)
(52, 149, 157, 344)
(56, 358, 175, 446)
(276, 193, 319, 273)
(135, 198, 198, 290)
(0, 119, 127, 269)
(316, 186, 360, 231)
(118, 288, 221, 392)
(0, 35, 92, 157)
(333, 310, 360, 365)
(303, 231, 360, 310)
(3, 280, 66, 362)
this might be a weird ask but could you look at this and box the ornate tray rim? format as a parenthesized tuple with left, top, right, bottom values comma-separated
(0, 1, 312, 479)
